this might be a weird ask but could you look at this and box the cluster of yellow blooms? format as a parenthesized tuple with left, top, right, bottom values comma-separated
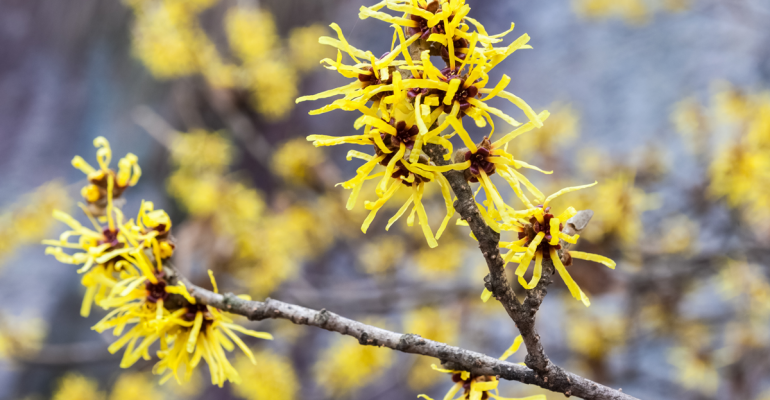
(52, 372, 169, 400)
(573, 0, 691, 25)
(123, 0, 330, 120)
(672, 82, 770, 236)
(166, 130, 336, 297)
(0, 181, 71, 268)
(298, 0, 616, 310)
(0, 313, 46, 360)
(44, 137, 272, 386)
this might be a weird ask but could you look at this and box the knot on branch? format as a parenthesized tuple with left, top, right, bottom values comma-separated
(483, 274, 493, 291)
(222, 293, 239, 309)
(358, 331, 379, 346)
(397, 333, 425, 351)
(314, 308, 330, 327)
(248, 297, 273, 321)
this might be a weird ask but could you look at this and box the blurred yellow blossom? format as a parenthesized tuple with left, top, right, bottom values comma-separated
(668, 346, 719, 395)
(272, 138, 326, 184)
(564, 305, 625, 377)
(656, 214, 698, 254)
(233, 349, 299, 400)
(718, 260, 770, 319)
(573, 0, 692, 25)
(404, 307, 460, 390)
(169, 129, 233, 173)
(108, 373, 163, 400)
(0, 313, 47, 359)
(167, 129, 337, 297)
(127, 0, 217, 80)
(358, 235, 405, 275)
(248, 59, 299, 120)
(0, 181, 71, 265)
(705, 84, 770, 233)
(53, 373, 105, 400)
(315, 319, 394, 397)
(288, 25, 332, 72)
(124, 0, 313, 120)
(671, 96, 708, 153)
(225, 8, 279, 63)
(573, 0, 650, 25)
(554, 171, 659, 247)
(513, 102, 579, 159)
(414, 235, 466, 278)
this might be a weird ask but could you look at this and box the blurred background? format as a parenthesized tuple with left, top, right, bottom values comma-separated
(1, 0, 770, 399)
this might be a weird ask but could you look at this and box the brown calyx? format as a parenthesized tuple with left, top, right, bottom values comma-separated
(391, 154, 433, 187)
(182, 303, 213, 329)
(374, 119, 420, 166)
(145, 274, 170, 303)
(463, 137, 496, 183)
(408, 1, 441, 40)
(357, 56, 396, 100)
(451, 373, 493, 399)
(518, 205, 565, 255)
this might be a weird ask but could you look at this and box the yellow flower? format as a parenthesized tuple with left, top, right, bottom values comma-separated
(298, 2, 552, 246)
(315, 319, 394, 397)
(232, 349, 299, 400)
(70, 137, 141, 209)
(457, 117, 553, 229)
(308, 115, 465, 247)
(421, 335, 544, 400)
(47, 137, 274, 388)
(44, 140, 172, 316)
(52, 373, 105, 400)
(475, 184, 616, 307)
(95, 264, 273, 387)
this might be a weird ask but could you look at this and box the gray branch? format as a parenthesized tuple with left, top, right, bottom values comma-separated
(166, 263, 637, 400)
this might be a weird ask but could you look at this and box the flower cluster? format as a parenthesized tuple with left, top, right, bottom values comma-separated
(166, 130, 336, 297)
(0, 180, 70, 269)
(298, 0, 615, 305)
(672, 82, 770, 236)
(573, 0, 691, 26)
(44, 137, 272, 386)
(124, 0, 331, 120)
